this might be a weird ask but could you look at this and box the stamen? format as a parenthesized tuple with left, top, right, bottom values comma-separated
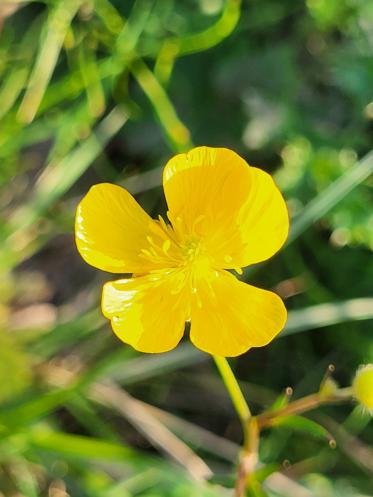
(158, 215, 168, 231)
(206, 277, 217, 303)
(141, 248, 154, 258)
(162, 239, 171, 254)
(146, 235, 155, 246)
(170, 271, 187, 294)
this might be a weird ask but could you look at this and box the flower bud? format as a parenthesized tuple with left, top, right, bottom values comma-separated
(352, 364, 373, 411)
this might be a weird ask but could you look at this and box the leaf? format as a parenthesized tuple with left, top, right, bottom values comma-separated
(30, 308, 103, 359)
(17, 0, 82, 123)
(0, 106, 128, 271)
(288, 149, 373, 243)
(178, 0, 242, 55)
(267, 390, 292, 411)
(272, 415, 333, 442)
(253, 464, 279, 483)
(0, 389, 73, 429)
(29, 429, 135, 462)
(247, 479, 271, 497)
(0, 331, 32, 403)
(103, 469, 160, 497)
(92, 342, 206, 384)
(282, 298, 373, 336)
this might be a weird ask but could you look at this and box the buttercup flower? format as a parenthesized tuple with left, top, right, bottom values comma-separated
(352, 364, 373, 412)
(75, 147, 289, 356)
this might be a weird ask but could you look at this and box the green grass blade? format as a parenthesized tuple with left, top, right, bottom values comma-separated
(29, 429, 134, 461)
(0, 389, 74, 428)
(178, 0, 242, 55)
(288, 149, 373, 243)
(115, 0, 154, 55)
(96, 343, 206, 384)
(282, 298, 373, 336)
(130, 58, 192, 152)
(1, 107, 128, 270)
(17, 0, 82, 123)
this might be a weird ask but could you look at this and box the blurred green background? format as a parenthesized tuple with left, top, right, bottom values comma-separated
(0, 0, 373, 496)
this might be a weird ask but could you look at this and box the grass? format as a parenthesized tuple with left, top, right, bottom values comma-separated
(0, 1, 372, 496)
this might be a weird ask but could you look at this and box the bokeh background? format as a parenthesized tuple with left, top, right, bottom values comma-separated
(0, 0, 373, 496)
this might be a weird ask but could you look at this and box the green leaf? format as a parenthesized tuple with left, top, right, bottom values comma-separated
(64, 393, 121, 443)
(94, 343, 206, 384)
(267, 390, 291, 411)
(29, 429, 135, 461)
(0, 331, 32, 403)
(288, 149, 373, 243)
(30, 308, 103, 358)
(0, 389, 73, 428)
(273, 415, 333, 441)
(282, 298, 373, 336)
(1, 106, 129, 271)
(252, 463, 279, 483)
(18, 0, 82, 123)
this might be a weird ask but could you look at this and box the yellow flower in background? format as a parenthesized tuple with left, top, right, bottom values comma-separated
(352, 364, 373, 411)
(75, 147, 289, 356)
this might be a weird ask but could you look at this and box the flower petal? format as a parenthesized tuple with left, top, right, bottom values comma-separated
(163, 146, 252, 241)
(162, 146, 289, 269)
(102, 271, 188, 353)
(75, 183, 177, 273)
(190, 270, 287, 357)
(234, 167, 289, 266)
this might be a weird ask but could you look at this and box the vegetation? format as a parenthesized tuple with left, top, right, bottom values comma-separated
(0, 1, 372, 496)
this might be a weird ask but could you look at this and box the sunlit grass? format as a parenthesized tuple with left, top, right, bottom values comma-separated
(0, 0, 372, 496)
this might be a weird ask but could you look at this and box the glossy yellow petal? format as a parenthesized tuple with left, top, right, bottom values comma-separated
(75, 183, 179, 273)
(163, 146, 252, 241)
(102, 271, 188, 353)
(190, 270, 287, 357)
(234, 167, 289, 266)
(162, 146, 288, 269)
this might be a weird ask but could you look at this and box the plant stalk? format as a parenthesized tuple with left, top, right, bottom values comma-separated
(213, 356, 251, 426)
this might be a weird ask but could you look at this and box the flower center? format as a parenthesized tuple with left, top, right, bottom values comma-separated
(182, 239, 211, 274)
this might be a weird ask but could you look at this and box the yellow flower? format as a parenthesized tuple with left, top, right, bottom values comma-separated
(352, 364, 373, 411)
(75, 147, 289, 356)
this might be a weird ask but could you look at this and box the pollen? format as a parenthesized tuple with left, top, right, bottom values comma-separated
(182, 239, 211, 271)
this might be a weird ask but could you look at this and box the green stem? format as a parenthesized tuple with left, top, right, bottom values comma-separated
(213, 356, 251, 425)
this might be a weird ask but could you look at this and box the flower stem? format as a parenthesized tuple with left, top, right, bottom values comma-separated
(213, 356, 253, 496)
(235, 417, 259, 497)
(213, 356, 251, 425)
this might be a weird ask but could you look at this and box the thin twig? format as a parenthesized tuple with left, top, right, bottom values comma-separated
(257, 389, 352, 430)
